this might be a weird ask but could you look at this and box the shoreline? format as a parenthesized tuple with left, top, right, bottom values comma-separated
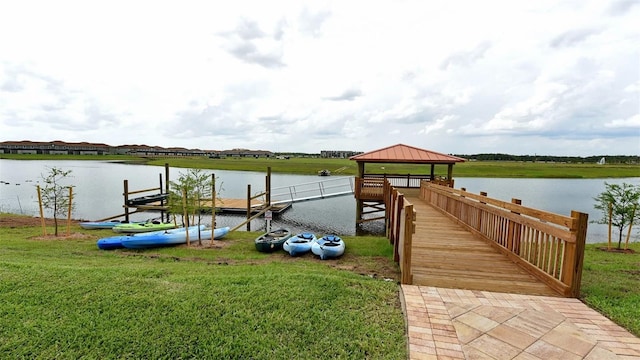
(2, 155, 638, 178)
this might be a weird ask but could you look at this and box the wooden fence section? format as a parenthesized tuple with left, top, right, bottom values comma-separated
(355, 175, 453, 195)
(384, 181, 415, 285)
(362, 174, 432, 188)
(354, 177, 385, 201)
(419, 182, 588, 297)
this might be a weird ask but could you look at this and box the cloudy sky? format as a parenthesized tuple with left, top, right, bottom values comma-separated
(0, 0, 638, 156)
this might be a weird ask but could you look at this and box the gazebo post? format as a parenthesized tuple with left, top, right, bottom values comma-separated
(430, 164, 435, 181)
(356, 161, 365, 226)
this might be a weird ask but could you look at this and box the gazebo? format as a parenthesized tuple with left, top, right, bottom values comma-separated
(349, 144, 465, 225)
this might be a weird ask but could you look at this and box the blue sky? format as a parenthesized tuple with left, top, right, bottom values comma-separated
(0, 0, 638, 155)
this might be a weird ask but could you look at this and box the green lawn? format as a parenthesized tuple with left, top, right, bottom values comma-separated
(0, 219, 406, 359)
(1, 214, 639, 359)
(580, 242, 640, 336)
(147, 157, 640, 178)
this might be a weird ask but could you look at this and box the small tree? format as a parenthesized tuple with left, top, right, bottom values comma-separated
(39, 166, 75, 236)
(593, 182, 640, 250)
(167, 169, 221, 244)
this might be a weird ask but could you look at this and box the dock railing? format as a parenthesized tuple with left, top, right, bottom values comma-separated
(354, 177, 385, 201)
(355, 175, 453, 201)
(364, 174, 433, 188)
(269, 176, 355, 205)
(384, 180, 415, 284)
(419, 181, 588, 297)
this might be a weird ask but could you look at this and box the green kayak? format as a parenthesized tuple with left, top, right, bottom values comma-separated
(112, 221, 177, 233)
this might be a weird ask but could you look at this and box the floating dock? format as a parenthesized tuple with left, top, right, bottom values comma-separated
(214, 198, 291, 215)
(105, 165, 351, 227)
(129, 197, 291, 215)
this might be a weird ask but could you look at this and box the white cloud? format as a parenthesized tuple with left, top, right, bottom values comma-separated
(605, 114, 640, 128)
(0, 0, 638, 156)
(419, 115, 457, 135)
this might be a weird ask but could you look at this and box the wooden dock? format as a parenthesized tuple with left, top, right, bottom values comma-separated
(405, 190, 559, 297)
(132, 198, 291, 215)
(214, 198, 291, 214)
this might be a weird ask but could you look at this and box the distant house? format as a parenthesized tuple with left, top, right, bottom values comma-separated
(220, 149, 274, 158)
(0, 140, 110, 155)
(0, 140, 273, 158)
(321, 150, 363, 158)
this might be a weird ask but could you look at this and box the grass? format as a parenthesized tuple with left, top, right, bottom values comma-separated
(580, 242, 640, 336)
(0, 217, 405, 359)
(144, 157, 640, 178)
(2, 154, 639, 178)
(1, 214, 639, 359)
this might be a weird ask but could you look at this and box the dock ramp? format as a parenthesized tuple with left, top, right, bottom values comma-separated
(269, 176, 355, 205)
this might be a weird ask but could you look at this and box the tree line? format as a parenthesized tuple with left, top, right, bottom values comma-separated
(454, 154, 639, 164)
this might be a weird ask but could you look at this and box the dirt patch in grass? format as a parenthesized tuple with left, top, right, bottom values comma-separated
(30, 233, 93, 241)
(182, 239, 235, 249)
(0, 214, 71, 228)
(596, 247, 636, 254)
(1, 214, 84, 227)
(1, 214, 89, 240)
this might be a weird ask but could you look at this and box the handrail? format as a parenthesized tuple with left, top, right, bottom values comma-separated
(419, 181, 588, 297)
(125, 187, 161, 196)
(383, 179, 415, 284)
(268, 176, 355, 204)
(363, 174, 432, 188)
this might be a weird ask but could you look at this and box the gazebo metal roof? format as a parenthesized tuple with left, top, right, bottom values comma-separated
(349, 144, 465, 164)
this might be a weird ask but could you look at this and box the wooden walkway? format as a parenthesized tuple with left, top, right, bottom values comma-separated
(404, 191, 559, 297)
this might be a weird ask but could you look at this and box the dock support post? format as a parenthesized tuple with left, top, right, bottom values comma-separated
(165, 163, 170, 222)
(123, 180, 130, 222)
(356, 199, 363, 226)
(355, 163, 365, 230)
(246, 184, 251, 231)
(266, 167, 271, 207)
(564, 211, 588, 297)
(211, 173, 216, 232)
(159, 173, 165, 222)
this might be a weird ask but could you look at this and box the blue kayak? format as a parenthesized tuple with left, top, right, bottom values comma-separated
(96, 236, 128, 250)
(283, 232, 316, 256)
(311, 235, 345, 260)
(121, 226, 230, 249)
(97, 226, 204, 250)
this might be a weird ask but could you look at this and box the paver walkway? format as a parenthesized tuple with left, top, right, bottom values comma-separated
(401, 285, 640, 359)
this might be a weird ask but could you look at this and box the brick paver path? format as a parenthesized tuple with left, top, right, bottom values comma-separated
(402, 285, 640, 359)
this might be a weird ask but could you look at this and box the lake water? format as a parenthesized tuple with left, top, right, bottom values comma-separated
(0, 159, 638, 244)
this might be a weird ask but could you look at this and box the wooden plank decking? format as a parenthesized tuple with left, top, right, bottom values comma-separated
(404, 191, 560, 297)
